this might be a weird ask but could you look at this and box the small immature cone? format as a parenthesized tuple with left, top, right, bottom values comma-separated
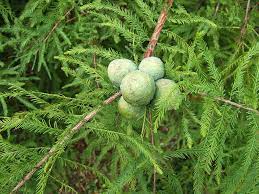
(107, 59, 137, 87)
(120, 71, 156, 106)
(139, 57, 164, 80)
(118, 96, 145, 119)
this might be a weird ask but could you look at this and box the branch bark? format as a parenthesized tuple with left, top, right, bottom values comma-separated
(144, 0, 174, 58)
(11, 1, 174, 193)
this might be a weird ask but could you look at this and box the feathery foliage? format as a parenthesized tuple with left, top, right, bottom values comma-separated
(0, 0, 258, 193)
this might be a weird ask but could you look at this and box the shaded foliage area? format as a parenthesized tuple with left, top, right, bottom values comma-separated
(0, 0, 258, 193)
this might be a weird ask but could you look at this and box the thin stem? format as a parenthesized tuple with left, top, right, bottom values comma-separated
(199, 93, 259, 115)
(145, 1, 175, 192)
(66, 11, 87, 23)
(213, 1, 220, 16)
(214, 96, 259, 115)
(93, 53, 100, 88)
(29, 7, 73, 68)
(44, 7, 73, 43)
(149, 110, 156, 194)
(238, 0, 251, 44)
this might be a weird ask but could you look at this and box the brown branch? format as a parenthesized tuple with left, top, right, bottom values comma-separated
(10, 1, 174, 193)
(144, 0, 174, 58)
(11, 153, 54, 193)
(238, 0, 251, 44)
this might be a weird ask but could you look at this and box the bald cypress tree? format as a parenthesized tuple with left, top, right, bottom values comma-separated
(0, 0, 258, 193)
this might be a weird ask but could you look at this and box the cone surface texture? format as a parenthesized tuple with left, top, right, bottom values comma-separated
(139, 57, 164, 80)
(108, 59, 137, 87)
(120, 70, 156, 106)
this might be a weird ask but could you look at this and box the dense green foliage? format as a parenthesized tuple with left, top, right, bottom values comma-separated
(0, 0, 258, 193)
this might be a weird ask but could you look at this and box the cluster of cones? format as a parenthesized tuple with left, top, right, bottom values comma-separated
(108, 57, 182, 119)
